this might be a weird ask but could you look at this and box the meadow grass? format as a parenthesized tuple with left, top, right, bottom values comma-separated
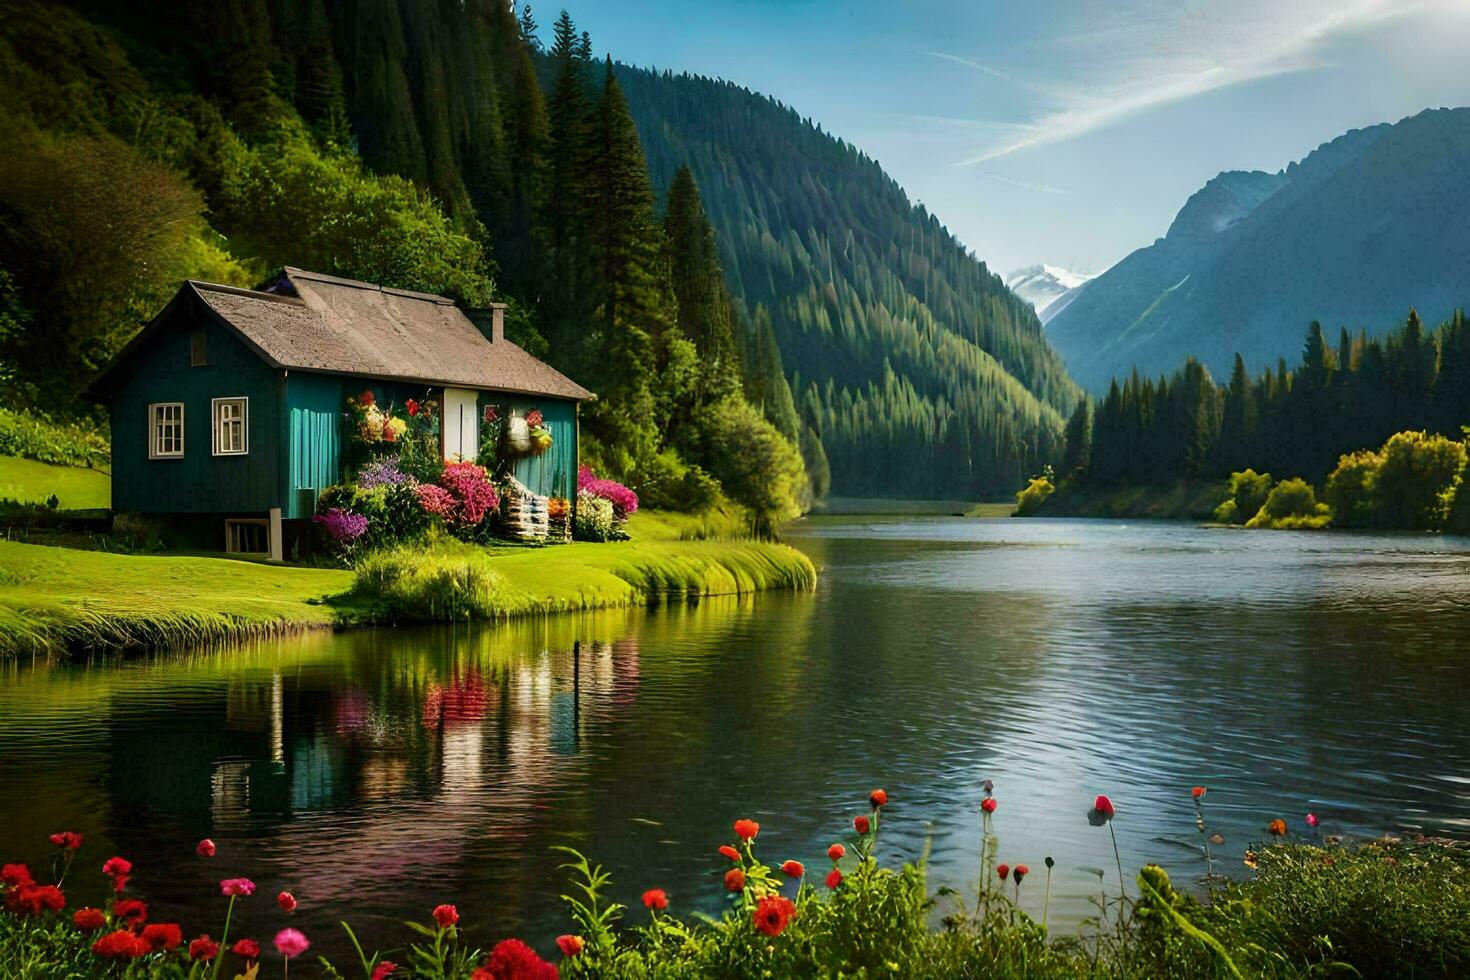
(0, 456, 110, 510)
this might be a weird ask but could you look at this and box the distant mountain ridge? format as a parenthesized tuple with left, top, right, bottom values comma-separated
(1006, 264, 1095, 323)
(1046, 108, 1470, 391)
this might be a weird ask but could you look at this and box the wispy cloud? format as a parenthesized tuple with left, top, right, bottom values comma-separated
(958, 0, 1432, 164)
(980, 172, 1069, 194)
(925, 51, 1012, 82)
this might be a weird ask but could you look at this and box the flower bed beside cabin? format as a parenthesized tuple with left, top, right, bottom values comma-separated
(312, 389, 635, 562)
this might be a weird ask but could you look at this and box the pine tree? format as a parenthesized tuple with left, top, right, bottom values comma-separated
(1059, 399, 1091, 479)
(662, 165, 741, 403)
(517, 2, 540, 50)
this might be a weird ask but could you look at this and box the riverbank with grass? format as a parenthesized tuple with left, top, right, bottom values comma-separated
(0, 512, 816, 658)
(1033, 480, 1228, 521)
(1, 784, 1465, 978)
(0, 456, 111, 510)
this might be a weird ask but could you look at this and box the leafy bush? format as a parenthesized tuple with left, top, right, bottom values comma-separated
(1013, 476, 1055, 516)
(683, 396, 806, 536)
(1245, 477, 1332, 529)
(573, 492, 616, 542)
(1373, 430, 1465, 530)
(1213, 469, 1272, 524)
(1324, 449, 1383, 528)
(0, 409, 109, 469)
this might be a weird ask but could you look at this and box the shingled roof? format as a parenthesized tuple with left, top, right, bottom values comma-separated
(96, 268, 594, 400)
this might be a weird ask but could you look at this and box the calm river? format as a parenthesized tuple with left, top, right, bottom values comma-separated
(3, 517, 1469, 958)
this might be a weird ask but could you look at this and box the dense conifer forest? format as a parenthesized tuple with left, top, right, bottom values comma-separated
(0, 0, 1074, 509)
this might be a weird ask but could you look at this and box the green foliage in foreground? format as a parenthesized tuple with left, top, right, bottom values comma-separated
(0, 456, 110, 510)
(1, 840, 1466, 978)
(1013, 476, 1056, 517)
(0, 410, 109, 469)
(1244, 478, 1332, 530)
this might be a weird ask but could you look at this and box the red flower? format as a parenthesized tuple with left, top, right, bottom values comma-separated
(981, 798, 998, 814)
(231, 938, 260, 959)
(1093, 795, 1116, 819)
(724, 868, 746, 893)
(141, 923, 183, 952)
(752, 895, 797, 937)
(641, 888, 668, 911)
(73, 907, 106, 931)
(92, 929, 147, 959)
(733, 818, 760, 841)
(483, 404, 499, 423)
(406, 399, 419, 417)
(719, 845, 740, 862)
(825, 869, 843, 889)
(781, 860, 805, 878)
(359, 390, 376, 406)
(1191, 786, 1207, 799)
(278, 890, 297, 912)
(525, 409, 544, 428)
(433, 904, 458, 928)
(1, 864, 33, 888)
(102, 856, 131, 893)
(112, 898, 147, 926)
(997, 863, 1011, 881)
(827, 843, 845, 861)
(869, 788, 888, 808)
(49, 831, 83, 851)
(483, 938, 559, 980)
(8, 883, 65, 915)
(196, 839, 216, 858)
(189, 935, 220, 961)
(219, 877, 255, 897)
(372, 962, 398, 980)
(1014, 864, 1030, 884)
(555, 934, 584, 958)
(854, 815, 870, 835)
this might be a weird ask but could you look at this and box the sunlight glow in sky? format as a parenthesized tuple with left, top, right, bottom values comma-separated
(552, 0, 1470, 276)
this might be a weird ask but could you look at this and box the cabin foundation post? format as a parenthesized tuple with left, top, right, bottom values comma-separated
(268, 507, 283, 563)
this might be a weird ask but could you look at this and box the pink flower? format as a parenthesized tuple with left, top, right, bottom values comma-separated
(1306, 812, 1320, 828)
(372, 963, 398, 980)
(274, 928, 310, 959)
(277, 891, 297, 912)
(219, 878, 256, 897)
(196, 839, 216, 858)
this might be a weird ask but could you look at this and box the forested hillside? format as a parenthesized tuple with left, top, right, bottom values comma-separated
(0, 0, 1073, 505)
(615, 67, 1076, 497)
(1048, 109, 1470, 392)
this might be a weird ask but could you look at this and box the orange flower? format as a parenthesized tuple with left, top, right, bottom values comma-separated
(723, 868, 746, 893)
(869, 789, 888, 808)
(1267, 819, 1288, 837)
(827, 843, 845, 861)
(781, 860, 804, 878)
(752, 895, 797, 937)
(733, 819, 759, 841)
(641, 889, 668, 911)
(555, 934, 584, 958)
(719, 845, 740, 862)
(1191, 787, 1206, 799)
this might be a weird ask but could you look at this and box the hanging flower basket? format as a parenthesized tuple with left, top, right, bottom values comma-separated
(503, 408, 553, 457)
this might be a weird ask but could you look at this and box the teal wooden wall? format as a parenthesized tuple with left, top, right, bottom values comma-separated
(109, 305, 283, 515)
(495, 396, 578, 498)
(285, 373, 344, 519)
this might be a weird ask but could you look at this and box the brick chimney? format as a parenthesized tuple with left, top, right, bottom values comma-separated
(465, 302, 507, 343)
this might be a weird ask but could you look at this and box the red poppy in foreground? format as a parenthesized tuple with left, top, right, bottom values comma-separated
(219, 877, 256, 897)
(1014, 864, 1030, 884)
(1191, 786, 1207, 799)
(112, 898, 147, 925)
(1, 864, 31, 888)
(854, 815, 870, 834)
(719, 845, 740, 862)
(196, 839, 216, 858)
(825, 869, 843, 889)
(869, 788, 889, 808)
(231, 938, 261, 958)
(997, 863, 1010, 881)
(8, 883, 65, 915)
(189, 935, 219, 961)
(49, 831, 83, 851)
(93, 930, 147, 959)
(372, 962, 398, 979)
(827, 843, 846, 861)
(641, 889, 668, 911)
(555, 934, 584, 957)
(733, 819, 760, 841)
(1268, 818, 1288, 837)
(724, 868, 746, 893)
(73, 907, 106, 931)
(141, 923, 183, 952)
(278, 890, 298, 912)
(1094, 796, 1116, 818)
(433, 904, 459, 928)
(480, 938, 558, 980)
(781, 860, 805, 878)
(753, 894, 797, 937)
(981, 797, 998, 814)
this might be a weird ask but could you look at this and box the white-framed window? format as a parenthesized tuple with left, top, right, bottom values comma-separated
(149, 402, 185, 459)
(212, 397, 248, 456)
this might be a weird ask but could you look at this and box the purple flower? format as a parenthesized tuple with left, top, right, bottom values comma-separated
(358, 456, 411, 489)
(313, 508, 369, 545)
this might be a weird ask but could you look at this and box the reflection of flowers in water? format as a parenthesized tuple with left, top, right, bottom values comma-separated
(611, 637, 640, 706)
(333, 687, 372, 733)
(421, 671, 492, 729)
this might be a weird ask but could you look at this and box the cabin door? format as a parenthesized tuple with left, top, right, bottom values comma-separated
(442, 388, 479, 462)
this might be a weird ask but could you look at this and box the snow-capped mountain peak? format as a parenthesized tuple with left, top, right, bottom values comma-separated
(1006, 264, 1096, 323)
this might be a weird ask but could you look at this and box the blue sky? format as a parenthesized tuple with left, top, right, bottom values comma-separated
(545, 0, 1470, 278)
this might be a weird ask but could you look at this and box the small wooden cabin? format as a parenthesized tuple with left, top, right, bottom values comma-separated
(90, 267, 594, 559)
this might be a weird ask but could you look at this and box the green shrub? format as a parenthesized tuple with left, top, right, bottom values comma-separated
(1373, 430, 1465, 530)
(1324, 449, 1383, 528)
(573, 493, 616, 542)
(1213, 469, 1273, 524)
(0, 409, 109, 469)
(317, 482, 432, 551)
(1245, 477, 1332, 529)
(1013, 476, 1055, 516)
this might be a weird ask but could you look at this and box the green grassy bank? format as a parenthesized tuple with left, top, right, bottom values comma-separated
(1035, 479, 1228, 521)
(0, 456, 110, 510)
(0, 516, 816, 658)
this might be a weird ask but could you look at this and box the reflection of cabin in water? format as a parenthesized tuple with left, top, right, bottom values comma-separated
(89, 267, 593, 559)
